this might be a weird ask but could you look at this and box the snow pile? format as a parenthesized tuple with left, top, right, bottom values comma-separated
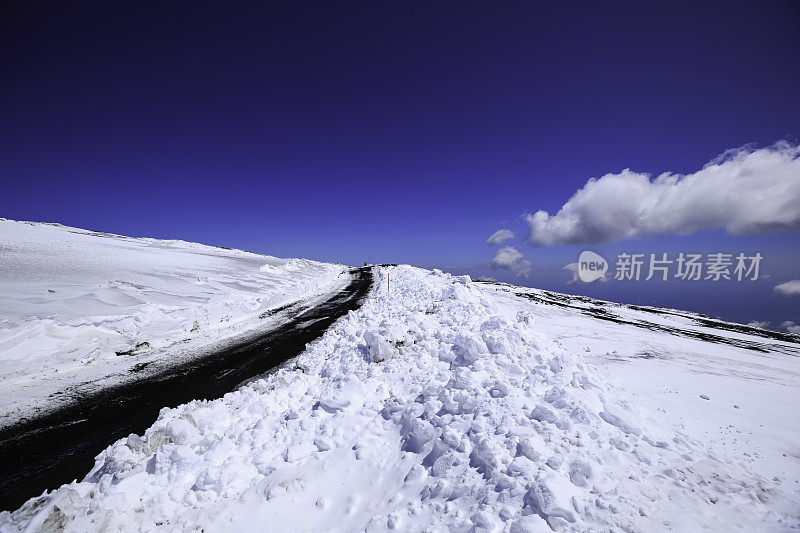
(2, 266, 797, 531)
(0, 219, 346, 424)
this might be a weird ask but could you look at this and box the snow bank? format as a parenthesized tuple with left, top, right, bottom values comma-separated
(0, 220, 346, 424)
(2, 266, 796, 531)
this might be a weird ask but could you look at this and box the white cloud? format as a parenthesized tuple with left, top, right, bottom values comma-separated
(525, 142, 800, 246)
(563, 262, 580, 285)
(487, 229, 515, 246)
(746, 321, 770, 329)
(781, 321, 800, 334)
(774, 280, 800, 296)
(491, 246, 532, 278)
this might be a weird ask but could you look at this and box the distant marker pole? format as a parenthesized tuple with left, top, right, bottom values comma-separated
(387, 272, 390, 292)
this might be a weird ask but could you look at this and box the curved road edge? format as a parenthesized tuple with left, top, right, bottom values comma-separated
(0, 267, 374, 511)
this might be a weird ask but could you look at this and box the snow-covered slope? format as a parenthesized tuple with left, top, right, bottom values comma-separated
(478, 281, 800, 512)
(2, 266, 797, 531)
(0, 220, 347, 425)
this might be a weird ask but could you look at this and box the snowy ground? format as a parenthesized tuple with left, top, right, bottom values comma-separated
(478, 281, 800, 513)
(0, 220, 347, 426)
(2, 265, 797, 531)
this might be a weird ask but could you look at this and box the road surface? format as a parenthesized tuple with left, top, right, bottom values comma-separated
(0, 267, 373, 511)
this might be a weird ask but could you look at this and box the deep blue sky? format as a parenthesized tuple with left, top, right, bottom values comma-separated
(2, 1, 799, 324)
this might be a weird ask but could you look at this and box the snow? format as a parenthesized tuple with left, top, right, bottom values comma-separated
(480, 283, 800, 498)
(0, 219, 347, 426)
(2, 265, 798, 531)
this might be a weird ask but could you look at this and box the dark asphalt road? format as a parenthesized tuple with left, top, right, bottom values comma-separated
(0, 267, 373, 511)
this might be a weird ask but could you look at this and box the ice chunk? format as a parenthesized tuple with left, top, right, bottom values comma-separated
(524, 477, 576, 524)
(364, 330, 394, 362)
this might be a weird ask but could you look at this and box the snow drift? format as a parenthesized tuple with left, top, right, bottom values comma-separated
(0, 219, 346, 425)
(2, 266, 797, 531)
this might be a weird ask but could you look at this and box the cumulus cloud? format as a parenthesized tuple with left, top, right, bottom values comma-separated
(746, 321, 770, 329)
(525, 142, 800, 246)
(774, 280, 800, 296)
(563, 262, 580, 285)
(781, 321, 800, 334)
(491, 246, 532, 278)
(486, 229, 515, 246)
